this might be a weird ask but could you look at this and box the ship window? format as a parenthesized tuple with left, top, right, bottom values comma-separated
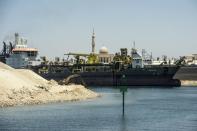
(73, 69, 81, 73)
(27, 52, 31, 57)
(26, 51, 37, 57)
(86, 68, 90, 72)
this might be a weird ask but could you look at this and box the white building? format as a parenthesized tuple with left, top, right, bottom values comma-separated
(98, 46, 114, 64)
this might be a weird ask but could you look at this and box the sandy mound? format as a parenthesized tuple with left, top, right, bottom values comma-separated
(0, 62, 99, 107)
(0, 62, 14, 71)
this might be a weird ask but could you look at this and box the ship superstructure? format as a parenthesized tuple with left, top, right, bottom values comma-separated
(0, 33, 39, 68)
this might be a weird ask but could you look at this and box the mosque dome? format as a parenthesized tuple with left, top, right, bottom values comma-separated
(99, 46, 108, 54)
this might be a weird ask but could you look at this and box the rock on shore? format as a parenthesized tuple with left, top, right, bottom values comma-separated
(0, 62, 99, 107)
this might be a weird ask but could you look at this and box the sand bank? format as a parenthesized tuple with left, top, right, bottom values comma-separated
(181, 80, 197, 87)
(0, 62, 99, 107)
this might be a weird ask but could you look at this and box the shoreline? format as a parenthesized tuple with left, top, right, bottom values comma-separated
(0, 62, 99, 108)
(181, 80, 197, 87)
(0, 84, 100, 108)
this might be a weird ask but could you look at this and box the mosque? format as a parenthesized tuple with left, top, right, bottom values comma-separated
(90, 30, 114, 64)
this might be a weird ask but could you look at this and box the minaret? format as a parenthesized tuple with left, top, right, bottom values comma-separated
(91, 29, 95, 53)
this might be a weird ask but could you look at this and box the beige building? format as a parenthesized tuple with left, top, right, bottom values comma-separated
(184, 54, 197, 65)
(90, 30, 114, 64)
(98, 46, 114, 64)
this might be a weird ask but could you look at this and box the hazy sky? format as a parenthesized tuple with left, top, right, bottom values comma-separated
(0, 0, 197, 59)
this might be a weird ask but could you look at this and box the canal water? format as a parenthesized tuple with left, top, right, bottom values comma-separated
(0, 87, 197, 131)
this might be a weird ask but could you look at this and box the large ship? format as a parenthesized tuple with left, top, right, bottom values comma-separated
(174, 54, 197, 81)
(31, 31, 182, 87)
(35, 61, 181, 87)
(144, 53, 197, 81)
(0, 32, 189, 87)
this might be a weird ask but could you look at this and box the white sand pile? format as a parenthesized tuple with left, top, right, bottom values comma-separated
(0, 62, 99, 107)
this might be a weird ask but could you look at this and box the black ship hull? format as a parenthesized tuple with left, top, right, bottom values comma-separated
(38, 66, 181, 87)
(78, 74, 180, 86)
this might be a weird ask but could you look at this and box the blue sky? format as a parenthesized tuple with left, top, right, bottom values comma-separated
(0, 0, 197, 59)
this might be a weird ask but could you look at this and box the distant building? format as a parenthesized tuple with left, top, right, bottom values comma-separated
(90, 30, 114, 64)
(184, 54, 197, 65)
(192, 54, 197, 60)
(91, 29, 96, 54)
(98, 46, 114, 64)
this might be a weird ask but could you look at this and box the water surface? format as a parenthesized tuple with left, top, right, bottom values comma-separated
(0, 87, 197, 131)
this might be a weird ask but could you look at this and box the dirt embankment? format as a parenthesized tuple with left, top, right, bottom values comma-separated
(0, 62, 99, 107)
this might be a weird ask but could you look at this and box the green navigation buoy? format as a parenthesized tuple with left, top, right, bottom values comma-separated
(120, 74, 127, 116)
